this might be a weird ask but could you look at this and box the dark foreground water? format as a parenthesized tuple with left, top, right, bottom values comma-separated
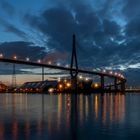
(0, 93, 140, 140)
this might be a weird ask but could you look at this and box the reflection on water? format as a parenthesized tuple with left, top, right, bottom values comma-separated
(0, 93, 140, 140)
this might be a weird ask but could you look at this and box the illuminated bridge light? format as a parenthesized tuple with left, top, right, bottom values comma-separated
(118, 74, 121, 77)
(65, 64, 69, 68)
(0, 53, 3, 58)
(37, 59, 41, 63)
(57, 62, 60, 66)
(26, 57, 30, 61)
(121, 75, 124, 78)
(114, 72, 118, 76)
(13, 56, 17, 59)
(48, 61, 52, 65)
(102, 69, 106, 73)
(109, 71, 113, 75)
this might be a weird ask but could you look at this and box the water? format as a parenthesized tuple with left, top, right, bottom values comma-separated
(0, 93, 140, 140)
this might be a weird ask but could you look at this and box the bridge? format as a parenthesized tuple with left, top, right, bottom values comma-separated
(0, 35, 126, 93)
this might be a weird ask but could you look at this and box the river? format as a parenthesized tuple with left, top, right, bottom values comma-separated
(0, 93, 140, 140)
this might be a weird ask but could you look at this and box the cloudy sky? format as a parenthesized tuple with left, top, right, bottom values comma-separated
(0, 0, 140, 86)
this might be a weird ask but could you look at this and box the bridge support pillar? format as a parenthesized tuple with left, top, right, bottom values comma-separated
(12, 63, 16, 88)
(101, 75, 104, 90)
(71, 77, 77, 92)
(41, 67, 45, 93)
(42, 67, 44, 81)
(121, 81, 125, 93)
(114, 77, 118, 91)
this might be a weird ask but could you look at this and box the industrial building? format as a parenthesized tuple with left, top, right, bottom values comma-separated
(19, 80, 58, 93)
(0, 82, 8, 93)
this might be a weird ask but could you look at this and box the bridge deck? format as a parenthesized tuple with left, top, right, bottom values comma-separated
(0, 58, 126, 82)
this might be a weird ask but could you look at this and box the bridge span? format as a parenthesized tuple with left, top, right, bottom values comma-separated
(0, 57, 126, 92)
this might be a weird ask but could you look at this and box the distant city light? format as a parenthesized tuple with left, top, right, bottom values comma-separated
(48, 88, 54, 93)
(94, 83, 99, 88)
(36, 88, 39, 91)
(66, 82, 71, 87)
(79, 75, 83, 79)
(85, 77, 89, 81)
(59, 84, 63, 89)
(103, 69, 106, 73)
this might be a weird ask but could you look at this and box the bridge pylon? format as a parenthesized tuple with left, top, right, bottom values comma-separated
(70, 34, 78, 91)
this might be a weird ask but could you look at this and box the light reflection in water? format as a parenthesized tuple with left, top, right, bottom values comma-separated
(66, 95, 71, 129)
(109, 94, 113, 122)
(25, 121, 30, 139)
(102, 95, 107, 124)
(57, 94, 62, 130)
(79, 95, 84, 126)
(94, 95, 98, 119)
(85, 96, 89, 120)
(0, 122, 4, 140)
(0, 93, 138, 140)
(12, 120, 18, 140)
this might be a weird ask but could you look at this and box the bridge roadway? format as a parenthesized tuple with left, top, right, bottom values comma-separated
(0, 58, 126, 82)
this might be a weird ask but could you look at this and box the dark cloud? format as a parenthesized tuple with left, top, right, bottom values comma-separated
(43, 51, 69, 64)
(42, 8, 76, 50)
(0, 41, 48, 76)
(0, 41, 46, 60)
(125, 17, 140, 37)
(123, 0, 140, 20)
(99, 0, 114, 18)
(24, 6, 102, 58)
(23, 1, 129, 70)
(103, 19, 120, 36)
(24, 1, 123, 50)
(125, 69, 140, 87)
(0, 18, 27, 39)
